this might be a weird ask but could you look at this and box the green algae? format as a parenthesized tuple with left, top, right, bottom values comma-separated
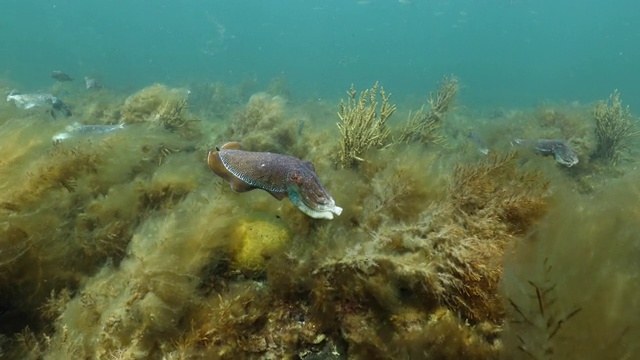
(0, 80, 639, 360)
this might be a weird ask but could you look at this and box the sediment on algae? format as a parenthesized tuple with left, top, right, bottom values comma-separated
(221, 92, 305, 157)
(2, 77, 640, 359)
(0, 84, 207, 353)
(501, 172, 640, 359)
(121, 83, 199, 138)
(320, 151, 548, 319)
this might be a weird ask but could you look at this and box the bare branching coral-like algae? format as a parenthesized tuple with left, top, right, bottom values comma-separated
(506, 258, 582, 359)
(593, 89, 639, 164)
(335, 82, 396, 169)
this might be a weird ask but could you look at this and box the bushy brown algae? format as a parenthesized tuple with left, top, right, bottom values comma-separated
(0, 78, 639, 359)
(0, 83, 208, 357)
(121, 83, 199, 138)
(221, 92, 304, 157)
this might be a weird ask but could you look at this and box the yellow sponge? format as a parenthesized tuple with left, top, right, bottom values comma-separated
(230, 215, 291, 271)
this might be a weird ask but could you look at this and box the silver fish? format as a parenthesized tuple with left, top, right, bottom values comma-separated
(7, 90, 72, 119)
(84, 77, 101, 90)
(512, 138, 579, 167)
(67, 122, 125, 134)
(467, 132, 489, 155)
(6, 89, 57, 109)
(52, 122, 125, 142)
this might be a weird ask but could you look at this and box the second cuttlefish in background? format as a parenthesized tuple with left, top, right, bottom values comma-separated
(512, 138, 579, 167)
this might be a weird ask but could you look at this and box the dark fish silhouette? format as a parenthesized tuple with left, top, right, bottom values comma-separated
(51, 98, 72, 118)
(208, 142, 343, 219)
(51, 70, 73, 82)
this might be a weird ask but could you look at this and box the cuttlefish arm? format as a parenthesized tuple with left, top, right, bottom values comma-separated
(207, 142, 343, 219)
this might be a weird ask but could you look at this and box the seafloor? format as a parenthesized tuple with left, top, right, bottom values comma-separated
(0, 77, 638, 359)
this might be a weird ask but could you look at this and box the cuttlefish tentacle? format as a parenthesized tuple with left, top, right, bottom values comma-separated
(207, 142, 343, 219)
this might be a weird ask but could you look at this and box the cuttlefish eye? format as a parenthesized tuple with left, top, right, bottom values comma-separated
(289, 171, 304, 185)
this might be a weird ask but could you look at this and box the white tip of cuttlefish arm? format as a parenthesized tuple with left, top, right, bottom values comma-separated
(301, 205, 343, 220)
(332, 205, 343, 216)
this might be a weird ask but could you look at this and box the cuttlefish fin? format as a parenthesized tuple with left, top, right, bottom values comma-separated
(302, 160, 315, 172)
(266, 191, 287, 200)
(230, 178, 257, 192)
(207, 150, 256, 193)
(220, 141, 242, 150)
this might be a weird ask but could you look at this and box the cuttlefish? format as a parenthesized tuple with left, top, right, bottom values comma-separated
(208, 142, 343, 219)
(512, 138, 579, 167)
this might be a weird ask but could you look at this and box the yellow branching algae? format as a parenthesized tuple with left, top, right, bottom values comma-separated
(335, 82, 396, 169)
(1, 76, 639, 359)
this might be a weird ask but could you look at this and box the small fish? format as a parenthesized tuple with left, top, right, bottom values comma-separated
(208, 142, 343, 219)
(84, 77, 101, 90)
(467, 131, 489, 155)
(7, 89, 56, 109)
(52, 122, 125, 142)
(7, 89, 72, 118)
(51, 70, 73, 82)
(67, 122, 125, 134)
(512, 138, 579, 167)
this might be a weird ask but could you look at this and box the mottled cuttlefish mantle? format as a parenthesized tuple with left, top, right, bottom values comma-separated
(512, 138, 579, 167)
(208, 142, 343, 219)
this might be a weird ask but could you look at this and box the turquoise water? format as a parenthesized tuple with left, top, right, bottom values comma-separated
(2, 0, 638, 108)
(3, 2, 640, 358)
